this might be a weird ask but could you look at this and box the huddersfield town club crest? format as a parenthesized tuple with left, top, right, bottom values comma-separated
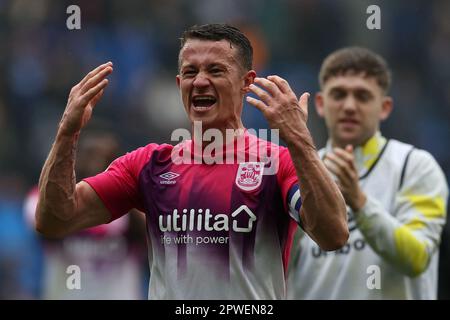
(235, 162, 264, 191)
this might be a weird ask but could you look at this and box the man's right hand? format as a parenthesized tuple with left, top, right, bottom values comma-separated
(37, 62, 114, 237)
(58, 62, 113, 136)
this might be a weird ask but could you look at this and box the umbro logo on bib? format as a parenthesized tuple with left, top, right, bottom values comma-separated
(159, 172, 180, 185)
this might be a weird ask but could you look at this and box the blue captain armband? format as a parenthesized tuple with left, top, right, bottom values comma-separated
(287, 184, 303, 229)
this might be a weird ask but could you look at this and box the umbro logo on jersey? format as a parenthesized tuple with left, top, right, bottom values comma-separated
(159, 172, 180, 184)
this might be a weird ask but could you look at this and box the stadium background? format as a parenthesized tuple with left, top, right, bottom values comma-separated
(0, 0, 449, 299)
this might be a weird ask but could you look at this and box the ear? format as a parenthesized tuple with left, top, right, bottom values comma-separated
(176, 74, 181, 89)
(380, 96, 393, 121)
(315, 92, 325, 118)
(242, 70, 257, 93)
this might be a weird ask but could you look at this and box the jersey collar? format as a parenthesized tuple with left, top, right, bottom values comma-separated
(325, 132, 388, 179)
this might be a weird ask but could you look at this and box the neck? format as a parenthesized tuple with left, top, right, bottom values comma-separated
(331, 135, 372, 149)
(331, 140, 349, 149)
(191, 120, 246, 148)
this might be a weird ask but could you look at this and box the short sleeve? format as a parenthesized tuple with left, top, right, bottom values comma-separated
(83, 143, 159, 221)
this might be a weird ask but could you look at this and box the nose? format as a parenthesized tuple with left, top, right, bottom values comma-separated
(342, 94, 357, 113)
(192, 73, 210, 89)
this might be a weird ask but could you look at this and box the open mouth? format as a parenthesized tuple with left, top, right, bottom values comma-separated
(192, 95, 217, 111)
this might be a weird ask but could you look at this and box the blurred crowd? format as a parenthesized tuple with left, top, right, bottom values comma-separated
(0, 0, 449, 299)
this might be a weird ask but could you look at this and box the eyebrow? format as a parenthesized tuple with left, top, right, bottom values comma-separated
(180, 62, 228, 70)
(207, 63, 227, 69)
(328, 85, 372, 93)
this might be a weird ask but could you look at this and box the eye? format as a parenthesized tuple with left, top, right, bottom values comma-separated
(210, 68, 224, 75)
(355, 90, 372, 102)
(182, 69, 196, 78)
(330, 89, 346, 100)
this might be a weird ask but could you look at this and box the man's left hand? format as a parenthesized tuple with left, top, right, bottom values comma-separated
(246, 76, 310, 144)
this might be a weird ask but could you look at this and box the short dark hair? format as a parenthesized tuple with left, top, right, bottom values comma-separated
(319, 46, 391, 93)
(179, 23, 253, 71)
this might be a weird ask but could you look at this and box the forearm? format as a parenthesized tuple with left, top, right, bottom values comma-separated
(35, 62, 112, 236)
(286, 129, 348, 250)
(355, 196, 432, 277)
(37, 132, 79, 222)
(245, 77, 347, 248)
